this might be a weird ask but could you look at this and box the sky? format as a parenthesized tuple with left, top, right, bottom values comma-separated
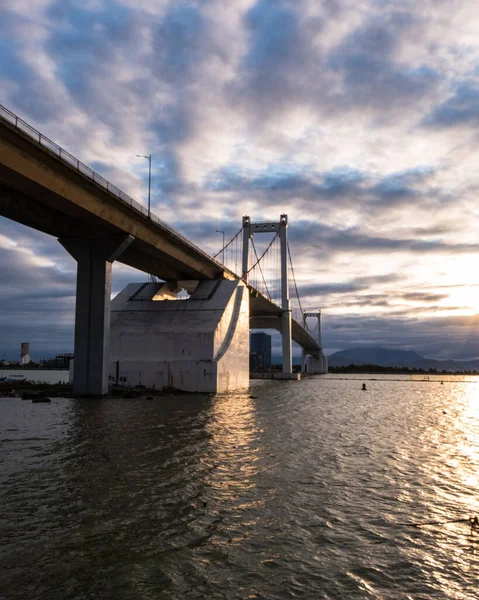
(1, 0, 479, 361)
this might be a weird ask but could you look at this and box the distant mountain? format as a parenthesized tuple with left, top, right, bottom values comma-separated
(327, 347, 479, 372)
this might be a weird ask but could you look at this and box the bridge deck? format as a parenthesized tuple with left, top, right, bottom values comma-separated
(0, 105, 319, 354)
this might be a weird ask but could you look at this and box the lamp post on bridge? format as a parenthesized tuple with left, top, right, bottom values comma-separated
(137, 153, 155, 282)
(216, 229, 225, 265)
(136, 154, 151, 218)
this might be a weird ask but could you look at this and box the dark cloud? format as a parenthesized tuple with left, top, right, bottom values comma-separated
(152, 4, 207, 85)
(322, 313, 479, 360)
(422, 84, 479, 128)
(205, 164, 436, 213)
(300, 274, 402, 297)
(287, 219, 479, 259)
(0, 242, 75, 360)
(300, 278, 451, 314)
(369, 167, 434, 203)
(229, 3, 438, 123)
(0, 219, 148, 360)
(206, 164, 367, 198)
(0, 22, 30, 85)
(401, 292, 449, 302)
(0, 10, 65, 122)
(43, 1, 144, 142)
(328, 12, 439, 112)
(229, 0, 322, 118)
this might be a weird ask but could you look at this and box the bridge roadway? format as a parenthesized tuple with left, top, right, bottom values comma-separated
(0, 107, 319, 361)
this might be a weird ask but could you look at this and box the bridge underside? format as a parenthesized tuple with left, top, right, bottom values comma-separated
(249, 294, 319, 354)
(0, 119, 227, 281)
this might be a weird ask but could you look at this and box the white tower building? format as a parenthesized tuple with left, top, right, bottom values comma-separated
(21, 342, 31, 366)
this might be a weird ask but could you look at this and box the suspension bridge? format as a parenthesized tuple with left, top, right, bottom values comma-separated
(211, 215, 327, 376)
(0, 103, 327, 395)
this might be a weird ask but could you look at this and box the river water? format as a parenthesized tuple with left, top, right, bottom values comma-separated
(1, 375, 479, 599)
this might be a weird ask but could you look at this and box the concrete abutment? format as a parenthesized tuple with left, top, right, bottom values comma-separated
(109, 279, 250, 393)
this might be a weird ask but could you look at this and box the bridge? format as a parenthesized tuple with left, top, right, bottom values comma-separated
(0, 104, 327, 395)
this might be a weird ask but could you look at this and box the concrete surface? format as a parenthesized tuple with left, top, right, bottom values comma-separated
(109, 280, 250, 393)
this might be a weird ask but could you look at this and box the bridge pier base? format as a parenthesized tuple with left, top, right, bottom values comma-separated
(109, 279, 250, 393)
(304, 353, 328, 374)
(60, 235, 134, 396)
(281, 308, 293, 375)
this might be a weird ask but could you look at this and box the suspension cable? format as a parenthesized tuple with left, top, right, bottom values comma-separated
(247, 232, 278, 273)
(213, 227, 243, 259)
(251, 238, 271, 299)
(287, 241, 304, 317)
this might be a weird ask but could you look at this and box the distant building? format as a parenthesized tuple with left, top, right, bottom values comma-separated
(21, 342, 31, 365)
(250, 332, 272, 372)
(40, 353, 74, 369)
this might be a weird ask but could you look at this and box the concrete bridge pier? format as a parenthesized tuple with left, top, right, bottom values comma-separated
(109, 279, 250, 393)
(281, 306, 293, 375)
(280, 216, 292, 375)
(60, 234, 134, 396)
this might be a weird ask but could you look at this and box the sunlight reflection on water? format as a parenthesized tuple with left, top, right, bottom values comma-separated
(1, 375, 479, 599)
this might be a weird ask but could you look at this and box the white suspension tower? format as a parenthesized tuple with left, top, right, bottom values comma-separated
(242, 214, 292, 375)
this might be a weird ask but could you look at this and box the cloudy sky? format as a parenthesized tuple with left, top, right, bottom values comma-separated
(2, 0, 479, 361)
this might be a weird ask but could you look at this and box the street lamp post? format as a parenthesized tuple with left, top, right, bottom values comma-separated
(216, 229, 225, 265)
(137, 153, 154, 282)
(136, 154, 151, 218)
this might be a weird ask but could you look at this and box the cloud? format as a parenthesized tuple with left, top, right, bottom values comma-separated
(229, 0, 321, 120)
(0, 230, 75, 359)
(229, 3, 439, 127)
(205, 163, 437, 215)
(287, 219, 479, 259)
(327, 11, 440, 113)
(2, 0, 479, 361)
(300, 274, 402, 297)
(0, 218, 147, 359)
(423, 84, 479, 128)
(322, 313, 479, 361)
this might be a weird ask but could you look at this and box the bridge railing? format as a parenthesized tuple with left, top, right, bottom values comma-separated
(0, 103, 226, 270)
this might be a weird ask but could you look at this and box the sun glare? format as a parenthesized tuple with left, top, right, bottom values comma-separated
(446, 286, 479, 315)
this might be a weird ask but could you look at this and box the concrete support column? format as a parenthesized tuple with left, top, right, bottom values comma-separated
(280, 214, 292, 374)
(317, 310, 323, 349)
(242, 215, 251, 282)
(301, 313, 307, 373)
(59, 234, 134, 396)
(281, 307, 292, 374)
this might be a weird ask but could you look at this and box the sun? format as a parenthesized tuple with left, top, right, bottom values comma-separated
(446, 285, 479, 315)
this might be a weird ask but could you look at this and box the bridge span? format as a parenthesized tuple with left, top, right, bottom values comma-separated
(0, 104, 325, 394)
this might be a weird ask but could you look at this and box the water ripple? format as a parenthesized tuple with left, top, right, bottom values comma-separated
(1, 376, 479, 598)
